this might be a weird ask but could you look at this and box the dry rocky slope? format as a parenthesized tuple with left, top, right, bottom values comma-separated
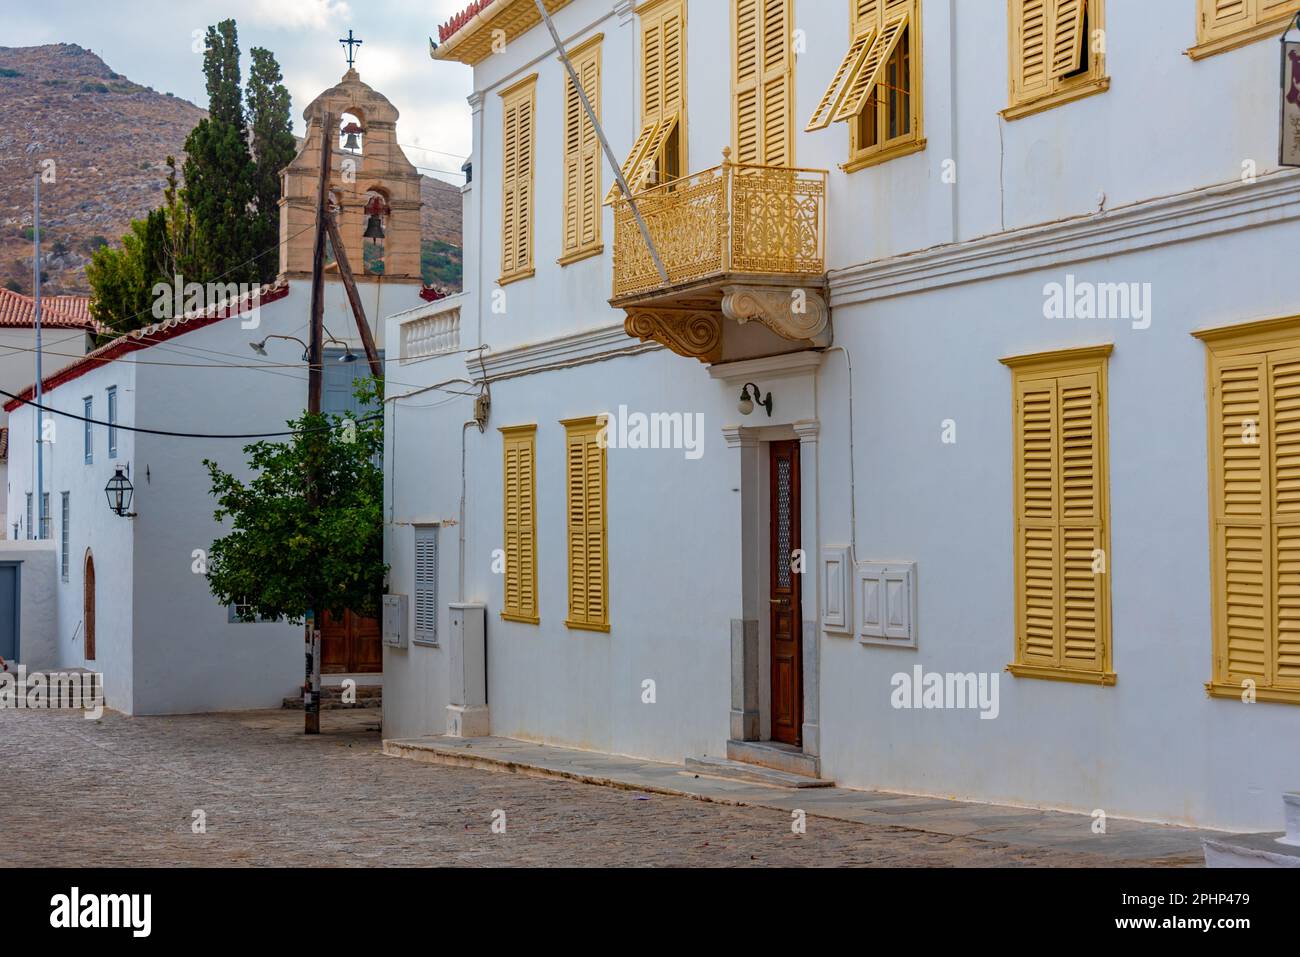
(0, 43, 461, 297)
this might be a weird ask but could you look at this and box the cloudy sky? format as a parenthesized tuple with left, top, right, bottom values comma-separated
(6, 0, 475, 185)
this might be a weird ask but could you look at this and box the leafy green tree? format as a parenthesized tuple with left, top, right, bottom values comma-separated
(204, 383, 387, 733)
(247, 47, 297, 285)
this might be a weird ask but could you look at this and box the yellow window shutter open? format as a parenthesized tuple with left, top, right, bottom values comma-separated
(832, 10, 910, 124)
(609, 0, 685, 202)
(564, 419, 609, 632)
(1270, 352, 1300, 687)
(605, 115, 678, 203)
(805, 29, 874, 132)
(501, 426, 538, 624)
(1006, 348, 1112, 684)
(1050, 0, 1088, 79)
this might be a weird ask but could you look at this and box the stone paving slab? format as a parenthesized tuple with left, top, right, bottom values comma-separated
(385, 734, 1221, 865)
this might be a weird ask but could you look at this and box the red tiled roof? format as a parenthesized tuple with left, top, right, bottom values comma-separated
(439, 0, 492, 42)
(3, 281, 291, 413)
(0, 288, 98, 331)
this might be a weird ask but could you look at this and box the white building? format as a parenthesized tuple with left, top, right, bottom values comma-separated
(384, 0, 1300, 832)
(2, 68, 433, 711)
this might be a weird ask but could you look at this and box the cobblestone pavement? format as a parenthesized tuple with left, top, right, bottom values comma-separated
(0, 707, 1184, 867)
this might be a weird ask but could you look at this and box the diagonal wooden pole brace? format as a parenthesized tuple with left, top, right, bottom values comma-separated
(324, 210, 384, 380)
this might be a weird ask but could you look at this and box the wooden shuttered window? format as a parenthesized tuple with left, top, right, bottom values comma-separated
(807, 0, 922, 171)
(1006, 0, 1107, 118)
(1192, 0, 1300, 59)
(501, 426, 539, 625)
(564, 418, 609, 632)
(561, 37, 603, 263)
(500, 76, 536, 284)
(1198, 319, 1300, 704)
(734, 0, 794, 168)
(414, 526, 440, 645)
(608, 0, 685, 202)
(1004, 347, 1115, 685)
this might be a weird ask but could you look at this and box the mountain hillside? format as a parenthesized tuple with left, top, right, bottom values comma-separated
(0, 43, 462, 296)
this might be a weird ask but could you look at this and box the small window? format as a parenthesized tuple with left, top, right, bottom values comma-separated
(83, 396, 93, 464)
(40, 492, 50, 541)
(414, 525, 441, 645)
(1005, 0, 1108, 120)
(60, 492, 70, 581)
(25, 492, 32, 541)
(107, 387, 118, 458)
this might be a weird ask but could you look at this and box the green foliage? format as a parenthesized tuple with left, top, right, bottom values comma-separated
(3, 279, 21, 293)
(204, 383, 388, 623)
(247, 47, 297, 285)
(21, 227, 35, 242)
(0, 68, 22, 78)
(420, 239, 463, 289)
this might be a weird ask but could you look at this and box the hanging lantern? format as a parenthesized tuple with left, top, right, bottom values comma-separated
(105, 467, 134, 517)
(1282, 14, 1300, 167)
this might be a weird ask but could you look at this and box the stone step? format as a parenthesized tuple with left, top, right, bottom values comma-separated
(684, 756, 835, 789)
(725, 739, 822, 779)
(282, 685, 382, 710)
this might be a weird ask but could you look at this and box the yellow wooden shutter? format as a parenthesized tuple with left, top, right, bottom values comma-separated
(806, 31, 874, 132)
(1050, 0, 1088, 79)
(565, 420, 608, 632)
(500, 79, 535, 281)
(734, 0, 761, 164)
(1016, 378, 1060, 666)
(1015, 0, 1052, 103)
(501, 427, 538, 624)
(562, 42, 601, 257)
(1270, 352, 1300, 687)
(833, 10, 909, 124)
(1211, 357, 1269, 684)
(1007, 348, 1112, 683)
(735, 0, 793, 167)
(1201, 0, 1251, 44)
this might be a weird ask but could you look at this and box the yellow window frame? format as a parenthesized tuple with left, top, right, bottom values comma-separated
(500, 425, 539, 625)
(563, 417, 609, 633)
(560, 35, 604, 264)
(1189, 0, 1300, 61)
(499, 74, 537, 286)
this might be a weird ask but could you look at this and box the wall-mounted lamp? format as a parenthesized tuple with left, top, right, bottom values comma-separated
(105, 466, 135, 517)
(738, 382, 773, 418)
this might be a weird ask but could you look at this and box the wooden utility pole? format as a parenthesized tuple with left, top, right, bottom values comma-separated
(324, 212, 382, 379)
(303, 112, 334, 735)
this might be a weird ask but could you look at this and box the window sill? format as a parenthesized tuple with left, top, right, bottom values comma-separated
(1206, 681, 1300, 705)
(412, 639, 440, 648)
(501, 612, 540, 626)
(1188, 17, 1298, 61)
(1002, 76, 1110, 121)
(497, 268, 535, 288)
(558, 244, 604, 267)
(841, 137, 927, 174)
(1007, 663, 1117, 686)
(566, 619, 610, 634)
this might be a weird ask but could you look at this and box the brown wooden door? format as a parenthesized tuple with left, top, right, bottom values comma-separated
(83, 552, 96, 661)
(769, 440, 802, 746)
(321, 609, 382, 674)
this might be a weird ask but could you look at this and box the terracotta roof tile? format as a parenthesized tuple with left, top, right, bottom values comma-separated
(0, 288, 98, 331)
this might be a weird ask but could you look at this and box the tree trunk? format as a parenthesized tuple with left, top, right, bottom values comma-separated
(304, 609, 321, 734)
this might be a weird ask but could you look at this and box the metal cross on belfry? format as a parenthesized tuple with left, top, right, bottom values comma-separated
(339, 30, 363, 69)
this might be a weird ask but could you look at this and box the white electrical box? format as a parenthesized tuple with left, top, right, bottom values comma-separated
(447, 603, 490, 737)
(382, 594, 409, 648)
(856, 562, 918, 648)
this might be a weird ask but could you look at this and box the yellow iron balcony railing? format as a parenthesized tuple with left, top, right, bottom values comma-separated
(610, 156, 828, 303)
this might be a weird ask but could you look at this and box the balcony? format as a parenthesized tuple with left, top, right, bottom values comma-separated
(611, 156, 829, 364)
(399, 295, 462, 362)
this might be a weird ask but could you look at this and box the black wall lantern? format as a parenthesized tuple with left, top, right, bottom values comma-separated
(738, 382, 774, 418)
(105, 466, 134, 517)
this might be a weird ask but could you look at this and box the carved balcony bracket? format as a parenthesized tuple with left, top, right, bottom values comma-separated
(624, 309, 723, 364)
(721, 284, 830, 346)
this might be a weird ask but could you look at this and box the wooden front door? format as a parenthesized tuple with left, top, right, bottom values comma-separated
(83, 552, 96, 661)
(321, 609, 382, 674)
(769, 440, 803, 746)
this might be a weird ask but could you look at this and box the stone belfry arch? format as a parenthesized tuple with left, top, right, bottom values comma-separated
(278, 68, 423, 283)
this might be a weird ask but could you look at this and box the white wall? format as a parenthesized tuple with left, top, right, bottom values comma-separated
(0, 540, 58, 669)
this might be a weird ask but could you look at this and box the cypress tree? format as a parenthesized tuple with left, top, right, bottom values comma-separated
(247, 47, 298, 285)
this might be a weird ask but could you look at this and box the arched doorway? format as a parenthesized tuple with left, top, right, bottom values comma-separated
(84, 551, 96, 661)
